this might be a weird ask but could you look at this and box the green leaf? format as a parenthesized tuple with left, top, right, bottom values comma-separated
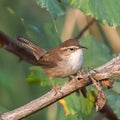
(57, 92, 95, 120)
(106, 90, 120, 119)
(110, 81, 120, 94)
(35, 0, 64, 18)
(36, 0, 120, 27)
(27, 66, 51, 86)
(70, 0, 120, 27)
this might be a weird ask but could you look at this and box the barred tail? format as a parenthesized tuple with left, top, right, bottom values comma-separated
(17, 37, 46, 60)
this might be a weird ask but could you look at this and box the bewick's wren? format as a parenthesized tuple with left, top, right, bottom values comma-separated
(17, 37, 87, 79)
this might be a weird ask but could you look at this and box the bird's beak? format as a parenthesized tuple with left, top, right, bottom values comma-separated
(80, 45, 88, 49)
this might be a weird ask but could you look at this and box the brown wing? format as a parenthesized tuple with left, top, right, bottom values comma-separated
(38, 48, 62, 68)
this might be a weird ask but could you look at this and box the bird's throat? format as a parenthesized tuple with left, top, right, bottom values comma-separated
(68, 49, 83, 73)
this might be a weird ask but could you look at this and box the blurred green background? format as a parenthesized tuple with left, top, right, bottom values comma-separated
(0, 0, 120, 120)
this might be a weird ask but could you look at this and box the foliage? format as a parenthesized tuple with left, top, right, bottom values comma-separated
(36, 0, 120, 27)
(70, 0, 120, 27)
(35, 0, 65, 18)
(0, 0, 120, 120)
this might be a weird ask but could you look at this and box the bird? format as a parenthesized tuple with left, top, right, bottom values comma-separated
(17, 37, 87, 79)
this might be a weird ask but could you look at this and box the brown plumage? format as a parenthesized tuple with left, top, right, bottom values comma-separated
(17, 37, 86, 78)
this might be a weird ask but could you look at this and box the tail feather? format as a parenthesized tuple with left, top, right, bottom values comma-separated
(0, 31, 46, 65)
(17, 37, 46, 60)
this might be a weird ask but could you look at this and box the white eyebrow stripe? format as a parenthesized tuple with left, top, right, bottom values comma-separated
(61, 46, 79, 50)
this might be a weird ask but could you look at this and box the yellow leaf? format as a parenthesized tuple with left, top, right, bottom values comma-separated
(58, 99, 70, 116)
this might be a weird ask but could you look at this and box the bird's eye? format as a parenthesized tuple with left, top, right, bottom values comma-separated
(69, 48, 74, 51)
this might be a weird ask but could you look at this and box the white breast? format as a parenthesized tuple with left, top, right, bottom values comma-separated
(68, 49, 83, 73)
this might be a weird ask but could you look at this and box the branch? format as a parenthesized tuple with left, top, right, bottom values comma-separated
(0, 32, 39, 65)
(0, 54, 120, 120)
(74, 18, 95, 40)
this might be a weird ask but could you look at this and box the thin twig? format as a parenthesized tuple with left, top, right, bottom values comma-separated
(90, 74, 106, 111)
(74, 18, 95, 40)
